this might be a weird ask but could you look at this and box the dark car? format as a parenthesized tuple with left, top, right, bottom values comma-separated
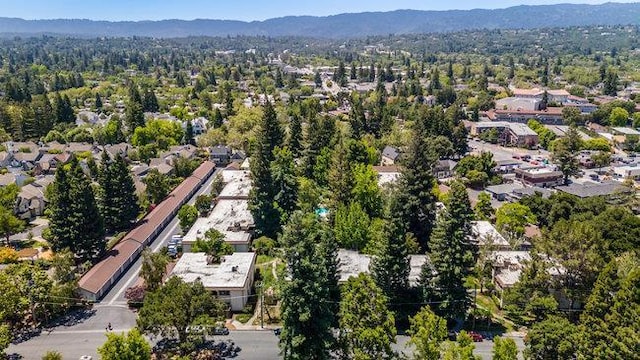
(213, 327, 229, 335)
(273, 328, 282, 337)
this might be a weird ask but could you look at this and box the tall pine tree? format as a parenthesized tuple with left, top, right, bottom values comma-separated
(49, 164, 74, 253)
(249, 101, 284, 238)
(394, 109, 438, 251)
(98, 152, 140, 233)
(420, 181, 475, 320)
(279, 211, 338, 360)
(287, 112, 302, 157)
(371, 216, 410, 304)
(68, 158, 105, 262)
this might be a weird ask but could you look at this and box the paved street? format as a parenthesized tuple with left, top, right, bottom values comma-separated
(9, 326, 525, 360)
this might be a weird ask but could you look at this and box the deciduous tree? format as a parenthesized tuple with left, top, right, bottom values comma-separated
(98, 328, 151, 360)
(338, 274, 396, 360)
(137, 277, 226, 344)
(407, 306, 447, 360)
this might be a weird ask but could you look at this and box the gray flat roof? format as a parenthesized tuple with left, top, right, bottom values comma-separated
(171, 252, 256, 289)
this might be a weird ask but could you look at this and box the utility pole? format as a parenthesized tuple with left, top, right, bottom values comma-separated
(258, 282, 264, 329)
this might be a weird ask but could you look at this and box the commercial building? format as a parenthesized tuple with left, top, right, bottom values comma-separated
(514, 166, 564, 187)
(470, 121, 539, 147)
(613, 165, 640, 180)
(489, 107, 564, 125)
(171, 252, 257, 311)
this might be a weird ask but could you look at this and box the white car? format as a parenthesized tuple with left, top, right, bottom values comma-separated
(79, 356, 93, 360)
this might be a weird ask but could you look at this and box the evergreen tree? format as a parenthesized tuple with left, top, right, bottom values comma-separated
(68, 158, 105, 262)
(271, 146, 298, 225)
(212, 107, 224, 128)
(279, 212, 338, 360)
(577, 254, 639, 359)
(420, 182, 475, 320)
(327, 140, 353, 209)
(303, 115, 336, 179)
(31, 94, 55, 137)
(95, 93, 103, 110)
(48, 165, 74, 253)
(142, 89, 159, 112)
(393, 110, 438, 251)
(249, 101, 284, 238)
(603, 68, 619, 96)
(99, 152, 140, 233)
(371, 216, 410, 304)
(349, 98, 366, 140)
(185, 120, 194, 145)
(287, 112, 302, 157)
(54, 93, 74, 123)
(125, 100, 145, 132)
(338, 274, 397, 360)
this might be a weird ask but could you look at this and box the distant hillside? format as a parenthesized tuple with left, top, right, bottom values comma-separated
(2, 3, 640, 38)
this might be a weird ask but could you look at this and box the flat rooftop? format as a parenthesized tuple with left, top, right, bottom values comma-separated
(337, 249, 427, 286)
(183, 199, 253, 245)
(219, 169, 252, 199)
(171, 252, 256, 289)
(472, 221, 509, 247)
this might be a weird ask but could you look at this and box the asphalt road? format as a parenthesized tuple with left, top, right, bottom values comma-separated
(9, 328, 525, 360)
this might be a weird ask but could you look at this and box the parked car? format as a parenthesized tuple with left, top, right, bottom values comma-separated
(79, 356, 93, 360)
(468, 331, 484, 342)
(167, 245, 178, 257)
(213, 326, 230, 335)
(273, 328, 282, 337)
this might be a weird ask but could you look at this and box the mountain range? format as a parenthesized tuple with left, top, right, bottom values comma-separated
(1, 3, 640, 38)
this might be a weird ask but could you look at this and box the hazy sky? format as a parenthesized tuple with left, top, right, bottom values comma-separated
(1, 0, 637, 21)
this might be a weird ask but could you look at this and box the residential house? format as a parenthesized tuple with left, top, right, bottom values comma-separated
(381, 146, 400, 166)
(12, 151, 41, 170)
(491, 251, 532, 302)
(15, 183, 46, 220)
(210, 145, 232, 166)
(613, 165, 640, 180)
(472, 221, 511, 250)
(611, 127, 640, 148)
(0, 173, 16, 187)
(434, 159, 457, 179)
(485, 183, 525, 201)
(187, 117, 209, 135)
(171, 252, 257, 312)
(372, 166, 401, 187)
